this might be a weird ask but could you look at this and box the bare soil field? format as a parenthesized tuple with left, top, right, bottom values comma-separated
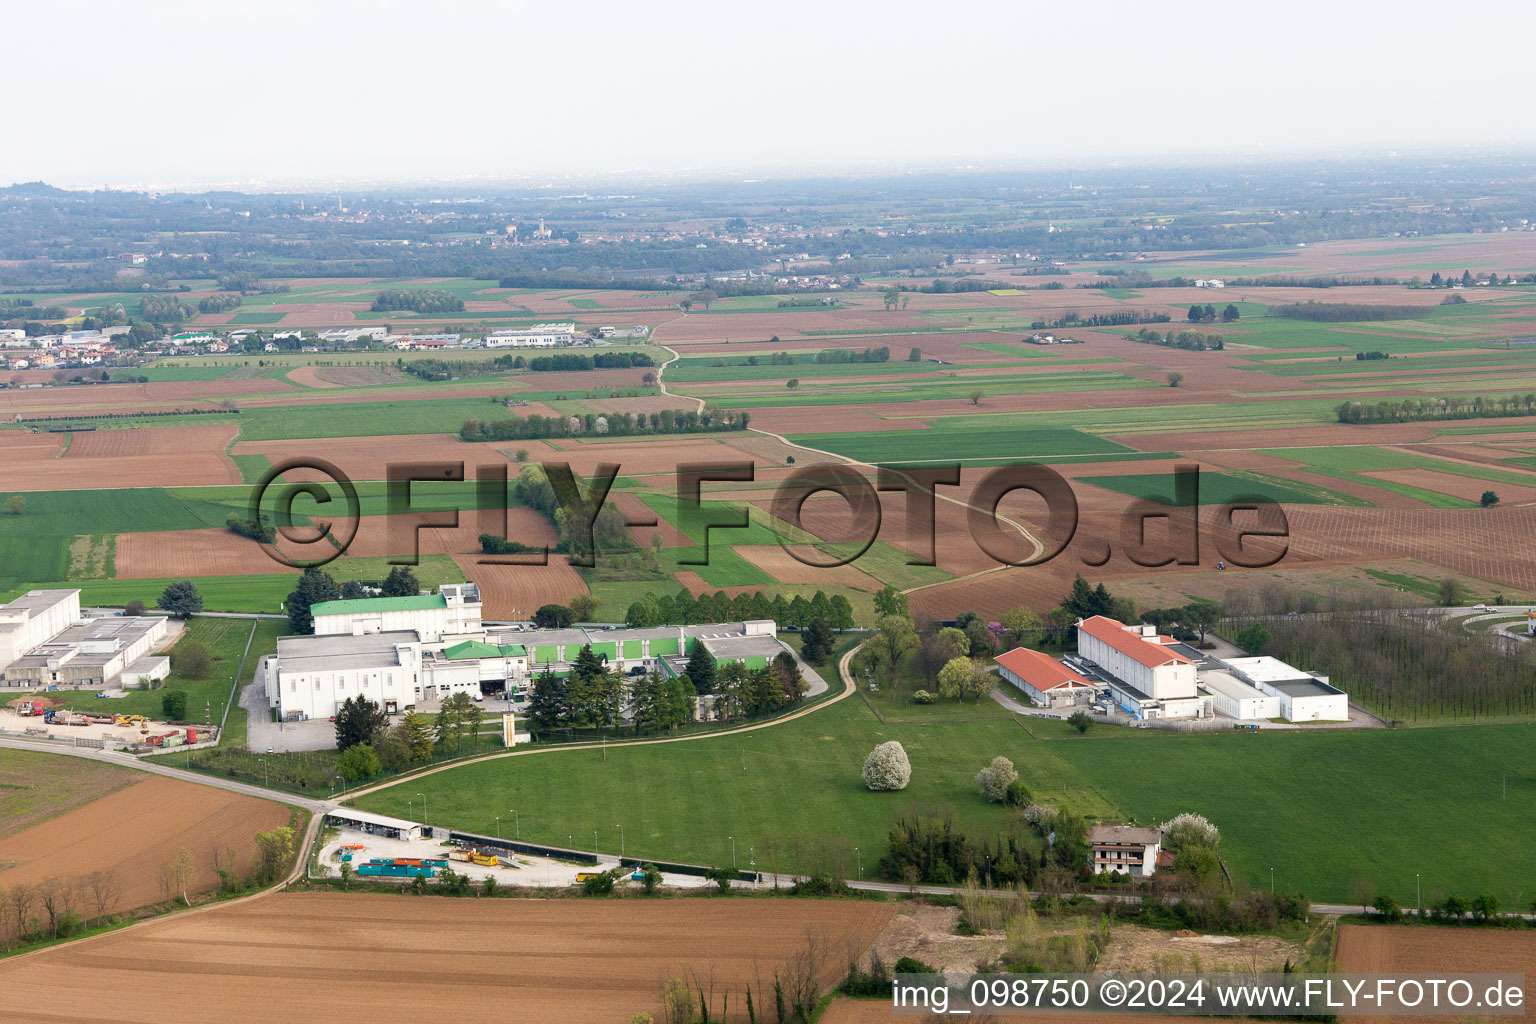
(1362, 467, 1536, 504)
(238, 433, 520, 482)
(532, 436, 744, 476)
(0, 776, 290, 921)
(0, 431, 64, 458)
(735, 545, 883, 590)
(0, 378, 296, 417)
(0, 892, 892, 1024)
(819, 996, 1214, 1024)
(452, 553, 588, 619)
(0, 451, 240, 492)
(1335, 923, 1536, 1023)
(285, 365, 346, 388)
(115, 528, 278, 578)
(338, 508, 559, 560)
(63, 423, 239, 459)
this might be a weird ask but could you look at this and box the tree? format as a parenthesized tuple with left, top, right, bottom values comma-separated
(975, 756, 1017, 803)
(528, 668, 569, 733)
(254, 826, 295, 884)
(533, 603, 574, 628)
(1161, 812, 1220, 853)
(962, 618, 997, 658)
(1436, 578, 1464, 606)
(1372, 894, 1403, 922)
(1067, 710, 1092, 733)
(158, 580, 203, 620)
(998, 606, 1043, 650)
(380, 566, 419, 596)
(161, 689, 189, 721)
(861, 741, 911, 791)
(969, 389, 983, 406)
(124, 599, 146, 616)
(168, 847, 196, 907)
(1222, 304, 1240, 322)
(870, 615, 917, 684)
(872, 585, 908, 619)
(931, 626, 970, 664)
(398, 709, 435, 761)
(1183, 598, 1221, 644)
(786, 378, 799, 389)
(684, 642, 716, 694)
(2, 494, 25, 516)
(3, 882, 37, 943)
(800, 618, 834, 664)
(336, 742, 381, 781)
(285, 567, 339, 634)
(334, 695, 386, 750)
(569, 593, 599, 622)
(908, 347, 922, 362)
(1234, 623, 1271, 655)
(1480, 490, 1500, 507)
(171, 641, 210, 679)
(1167, 371, 1184, 388)
(937, 656, 991, 704)
(827, 594, 855, 630)
(84, 869, 121, 924)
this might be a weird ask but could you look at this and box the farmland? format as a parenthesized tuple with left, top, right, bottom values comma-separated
(0, 748, 139, 838)
(0, 893, 893, 1024)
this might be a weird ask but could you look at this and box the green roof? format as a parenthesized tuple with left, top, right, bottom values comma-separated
(444, 640, 526, 660)
(310, 594, 447, 618)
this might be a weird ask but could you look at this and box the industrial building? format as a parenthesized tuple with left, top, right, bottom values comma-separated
(992, 614, 1349, 724)
(483, 322, 576, 348)
(266, 582, 791, 724)
(0, 590, 170, 690)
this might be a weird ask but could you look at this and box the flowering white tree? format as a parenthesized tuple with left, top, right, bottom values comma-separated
(1161, 812, 1220, 851)
(861, 740, 911, 791)
(1023, 803, 1058, 830)
(975, 755, 1017, 803)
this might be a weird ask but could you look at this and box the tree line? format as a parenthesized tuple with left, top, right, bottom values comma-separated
(459, 407, 748, 442)
(1337, 393, 1536, 423)
(1272, 301, 1425, 322)
(371, 288, 465, 313)
(622, 587, 854, 632)
(1134, 327, 1227, 351)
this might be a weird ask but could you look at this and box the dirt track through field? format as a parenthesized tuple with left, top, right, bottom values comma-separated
(0, 892, 893, 1024)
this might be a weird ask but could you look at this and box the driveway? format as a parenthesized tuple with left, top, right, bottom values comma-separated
(242, 656, 338, 753)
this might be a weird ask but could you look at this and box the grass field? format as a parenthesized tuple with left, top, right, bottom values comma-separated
(787, 426, 1136, 463)
(0, 749, 139, 839)
(354, 692, 1536, 906)
(1078, 470, 1367, 506)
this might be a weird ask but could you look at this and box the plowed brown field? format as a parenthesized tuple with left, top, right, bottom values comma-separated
(0, 776, 290, 923)
(820, 997, 1213, 1024)
(115, 528, 279, 578)
(63, 423, 238, 459)
(238, 433, 522, 482)
(0, 893, 893, 1024)
(735, 545, 882, 589)
(338, 508, 560, 560)
(1335, 923, 1536, 1023)
(452, 553, 588, 618)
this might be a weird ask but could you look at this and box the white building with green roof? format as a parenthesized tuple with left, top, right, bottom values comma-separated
(311, 582, 482, 644)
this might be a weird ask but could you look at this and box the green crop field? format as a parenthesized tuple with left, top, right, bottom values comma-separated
(227, 311, 289, 325)
(352, 691, 1536, 906)
(1079, 470, 1366, 506)
(787, 426, 1136, 463)
(0, 488, 241, 540)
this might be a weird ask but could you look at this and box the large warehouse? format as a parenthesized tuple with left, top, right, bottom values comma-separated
(993, 646, 1098, 708)
(1075, 615, 1209, 720)
(0, 590, 170, 690)
(1223, 656, 1349, 722)
(266, 583, 793, 723)
(0, 590, 82, 676)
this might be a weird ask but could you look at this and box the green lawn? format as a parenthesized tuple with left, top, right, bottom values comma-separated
(354, 692, 1536, 907)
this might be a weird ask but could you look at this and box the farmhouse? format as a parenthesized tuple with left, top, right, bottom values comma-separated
(1088, 825, 1164, 876)
(993, 646, 1097, 708)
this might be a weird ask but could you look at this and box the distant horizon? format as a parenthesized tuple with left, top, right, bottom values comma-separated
(12, 143, 1536, 196)
(11, 0, 1536, 190)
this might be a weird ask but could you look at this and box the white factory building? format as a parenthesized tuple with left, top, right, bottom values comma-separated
(991, 614, 1350, 724)
(266, 583, 791, 724)
(483, 322, 577, 348)
(1223, 656, 1349, 722)
(0, 589, 170, 689)
(1075, 615, 1209, 720)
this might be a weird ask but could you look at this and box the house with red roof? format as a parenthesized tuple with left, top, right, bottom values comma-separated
(994, 646, 1098, 709)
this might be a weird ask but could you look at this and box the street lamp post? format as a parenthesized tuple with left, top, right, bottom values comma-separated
(1270, 867, 1275, 894)
(594, 830, 599, 857)
(509, 808, 518, 840)
(259, 758, 268, 789)
(729, 836, 736, 870)
(616, 824, 625, 859)
(417, 792, 426, 825)
(1417, 873, 1422, 916)
(496, 816, 501, 839)
(856, 847, 862, 881)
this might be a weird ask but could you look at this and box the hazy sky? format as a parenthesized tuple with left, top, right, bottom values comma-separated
(12, 0, 1536, 189)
